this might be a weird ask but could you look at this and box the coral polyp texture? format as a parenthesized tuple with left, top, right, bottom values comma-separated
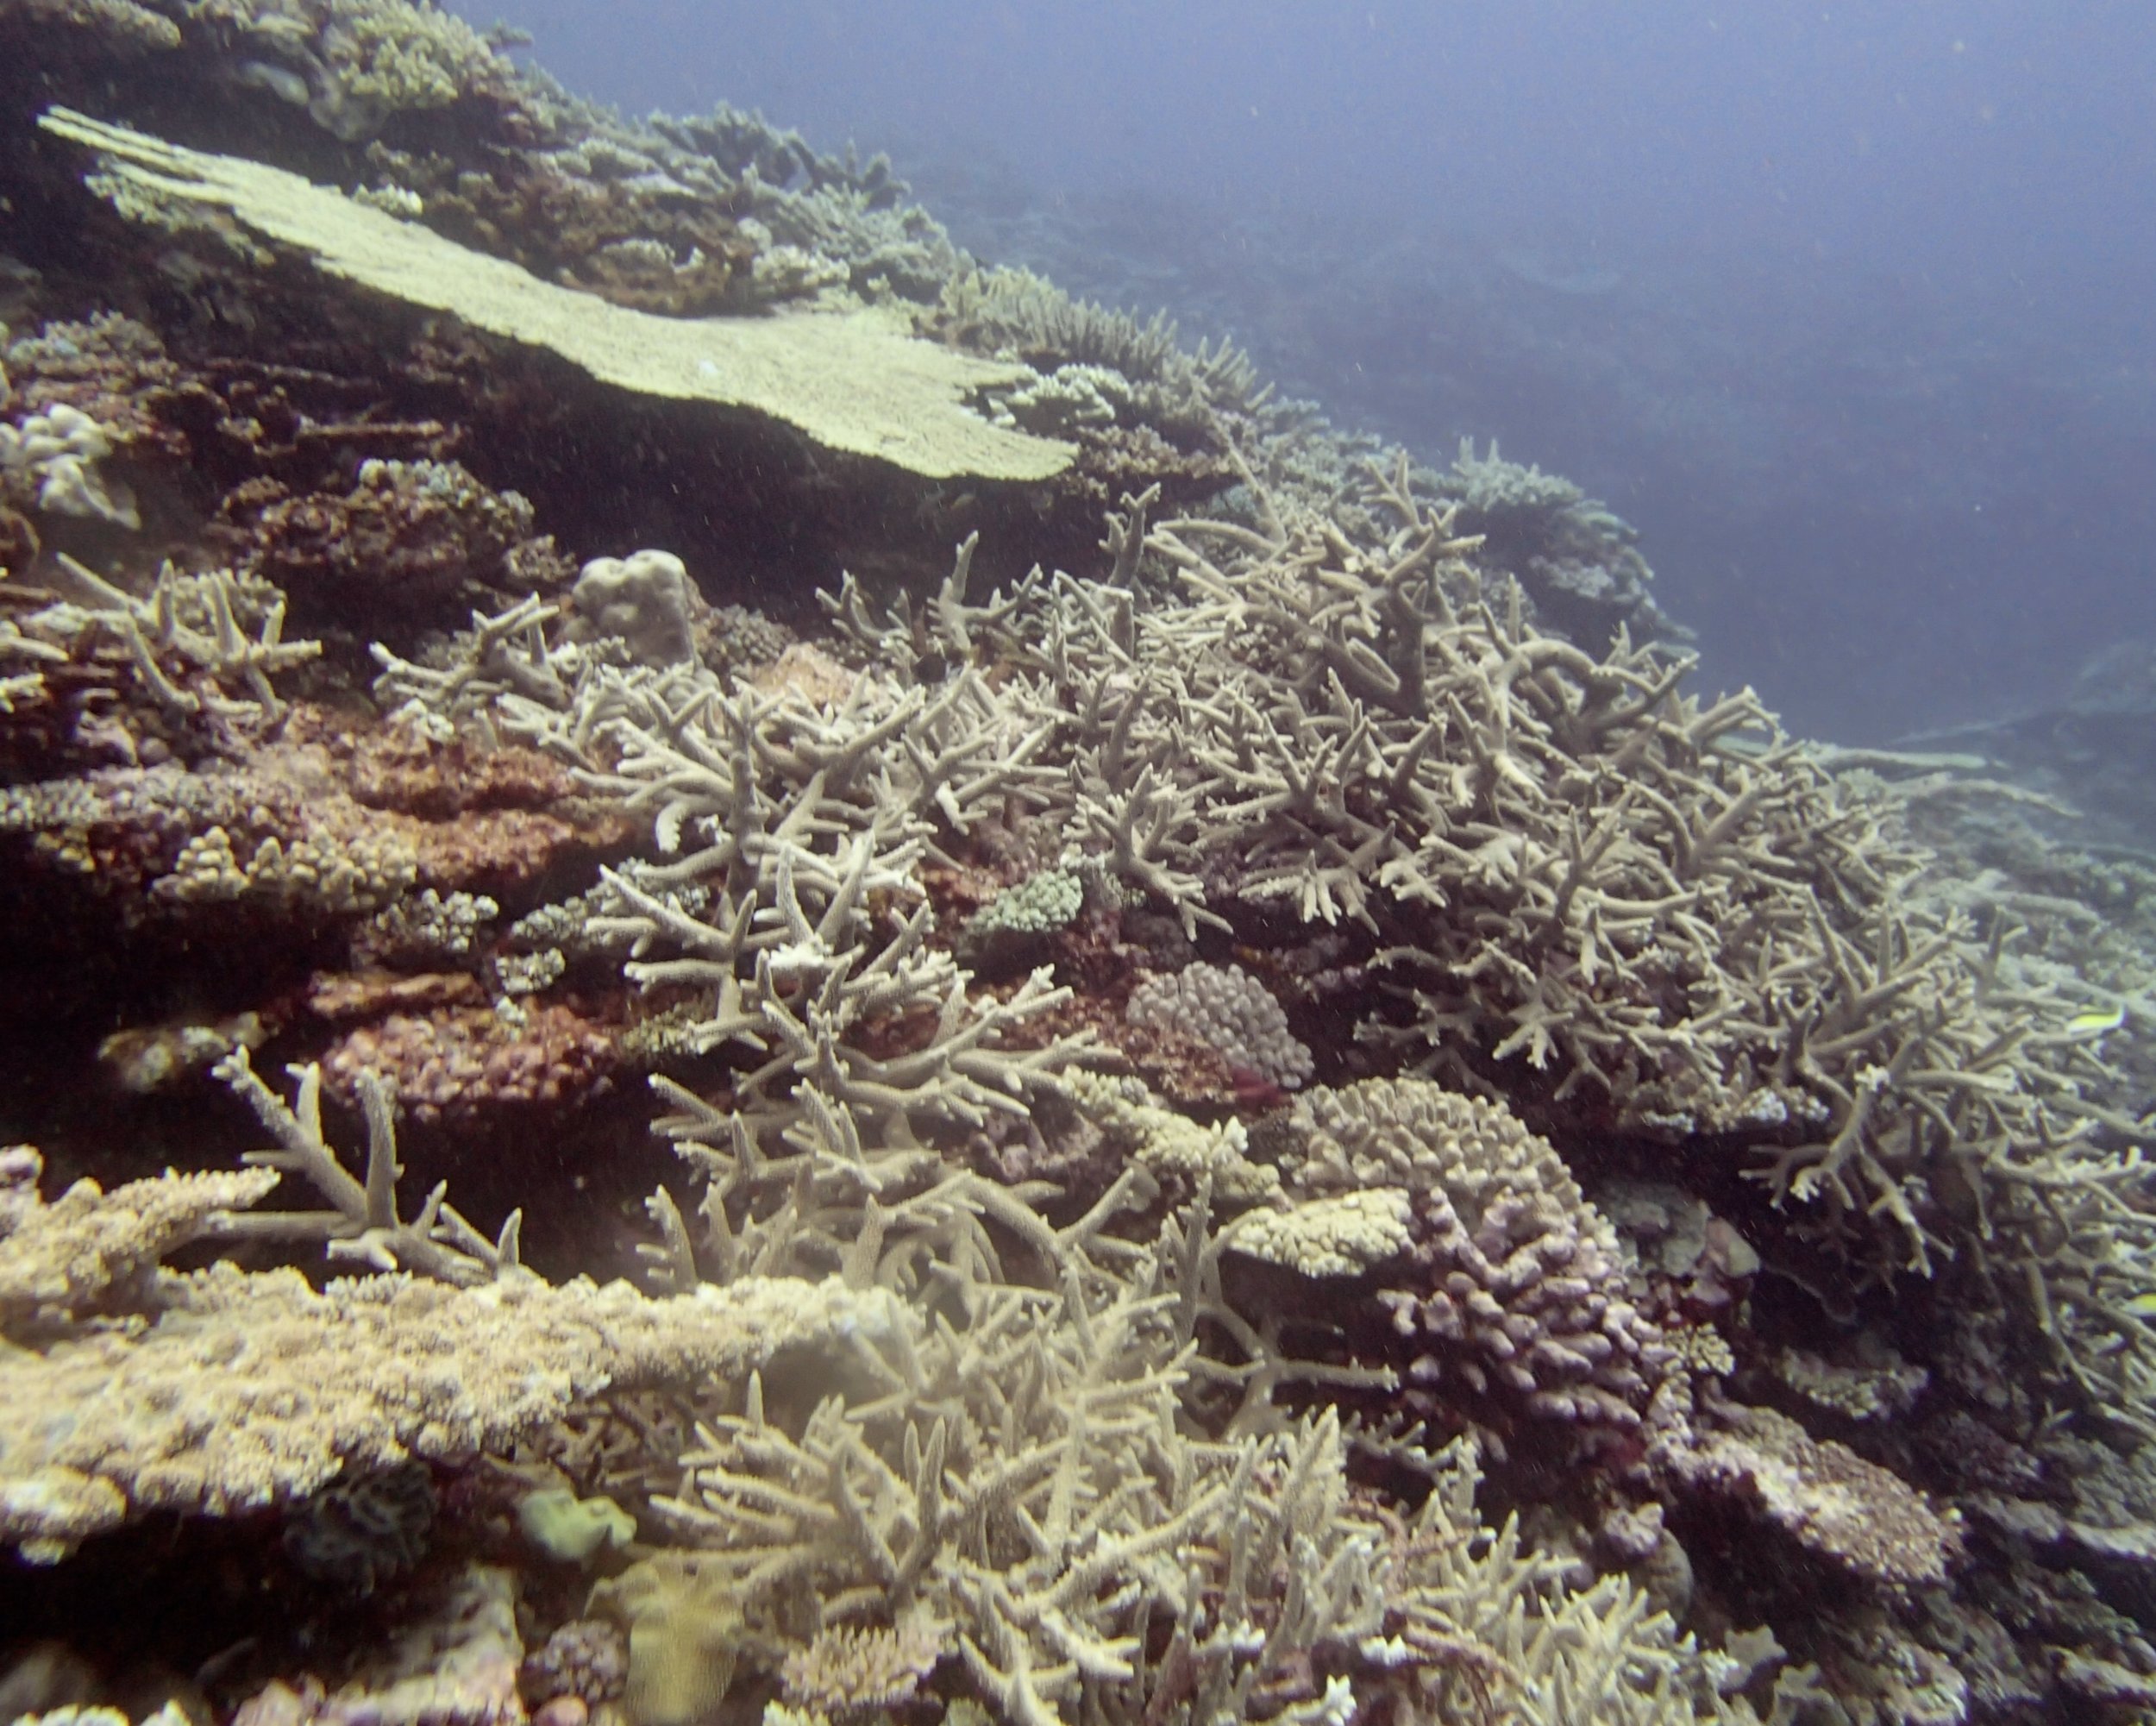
(0, 5, 2153, 1723)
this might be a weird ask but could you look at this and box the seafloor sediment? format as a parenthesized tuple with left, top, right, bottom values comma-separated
(3, 5, 2156, 1725)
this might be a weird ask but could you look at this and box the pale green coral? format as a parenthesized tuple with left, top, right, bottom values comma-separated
(517, 1485, 636, 1564)
(967, 867, 1082, 938)
(185, 0, 510, 140)
(1, 0, 179, 49)
(40, 108, 1074, 482)
(1053, 1069, 1278, 1199)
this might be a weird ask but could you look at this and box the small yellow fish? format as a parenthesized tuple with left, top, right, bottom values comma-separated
(2122, 1291, 2156, 1318)
(2067, 1007, 2128, 1036)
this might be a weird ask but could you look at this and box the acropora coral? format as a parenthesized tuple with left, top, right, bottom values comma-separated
(2, 6, 2154, 1723)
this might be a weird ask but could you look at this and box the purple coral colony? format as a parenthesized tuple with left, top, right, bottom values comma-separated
(3, 4, 2155, 1725)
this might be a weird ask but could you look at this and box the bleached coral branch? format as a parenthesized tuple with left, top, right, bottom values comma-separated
(212, 1047, 517, 1286)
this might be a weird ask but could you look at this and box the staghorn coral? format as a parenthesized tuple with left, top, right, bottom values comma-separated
(806, 455, 2156, 1411)
(931, 264, 1269, 430)
(32, 556, 321, 725)
(6, 15, 2154, 1717)
(373, 82, 928, 317)
(624, 1172, 1769, 1726)
(425, 606, 1099, 1146)
(645, 1258, 1603, 1726)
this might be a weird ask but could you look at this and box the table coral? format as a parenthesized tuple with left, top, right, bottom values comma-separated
(0, 1142, 896, 1557)
(41, 108, 1075, 483)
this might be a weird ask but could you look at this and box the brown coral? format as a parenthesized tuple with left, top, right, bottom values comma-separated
(321, 1001, 618, 1125)
(343, 725, 580, 819)
(4, 313, 184, 459)
(1658, 1401, 1963, 1587)
(229, 459, 564, 621)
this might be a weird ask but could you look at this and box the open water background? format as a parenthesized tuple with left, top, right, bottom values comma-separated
(451, 0, 2156, 747)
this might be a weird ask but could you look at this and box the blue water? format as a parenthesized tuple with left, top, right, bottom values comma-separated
(455, 0, 2156, 745)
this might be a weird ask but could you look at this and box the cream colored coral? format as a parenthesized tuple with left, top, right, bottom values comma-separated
(1054, 1068, 1278, 1200)
(0, 1265, 897, 1559)
(0, 0, 181, 49)
(0, 401, 138, 526)
(1225, 1188, 1412, 1277)
(154, 824, 417, 912)
(0, 1157, 279, 1315)
(8, 1708, 191, 1726)
(1282, 1075, 1577, 1204)
(779, 1616, 943, 1716)
(1284, 1079, 1668, 1427)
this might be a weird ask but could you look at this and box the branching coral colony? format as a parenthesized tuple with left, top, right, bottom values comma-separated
(4, 3, 2156, 1724)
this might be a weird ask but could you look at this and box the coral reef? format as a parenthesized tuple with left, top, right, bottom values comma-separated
(0, 9, 2153, 1723)
(1269, 1077, 1673, 1436)
(229, 457, 561, 624)
(1434, 436, 1679, 648)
